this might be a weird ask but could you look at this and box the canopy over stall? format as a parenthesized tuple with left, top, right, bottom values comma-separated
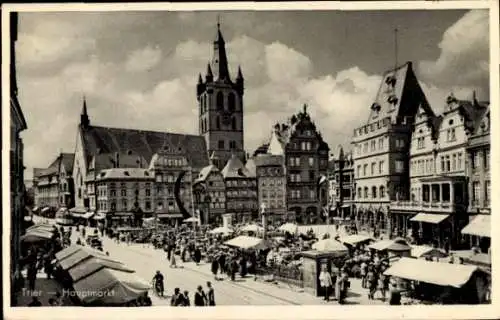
(73, 268, 150, 305)
(368, 238, 411, 252)
(55, 246, 119, 270)
(410, 245, 448, 259)
(461, 215, 490, 238)
(339, 234, 374, 246)
(224, 235, 270, 250)
(312, 239, 348, 253)
(209, 226, 234, 235)
(240, 224, 264, 233)
(278, 223, 298, 234)
(68, 257, 133, 283)
(384, 257, 485, 288)
(410, 213, 449, 224)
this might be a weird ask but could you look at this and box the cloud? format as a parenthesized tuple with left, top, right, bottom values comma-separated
(418, 10, 489, 89)
(125, 45, 162, 72)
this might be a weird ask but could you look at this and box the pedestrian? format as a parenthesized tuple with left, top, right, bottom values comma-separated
(230, 259, 238, 281)
(389, 282, 401, 305)
(170, 288, 183, 306)
(218, 253, 226, 275)
(318, 265, 333, 302)
(43, 254, 53, 279)
(206, 281, 216, 306)
(367, 267, 377, 300)
(360, 261, 368, 288)
(194, 247, 202, 265)
(211, 257, 219, 280)
(182, 290, 190, 306)
(170, 250, 177, 268)
(194, 285, 207, 306)
(27, 263, 37, 291)
(338, 270, 349, 304)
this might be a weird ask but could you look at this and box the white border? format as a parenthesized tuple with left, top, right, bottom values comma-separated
(2, 1, 499, 319)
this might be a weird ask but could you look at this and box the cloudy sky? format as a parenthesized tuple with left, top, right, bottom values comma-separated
(16, 9, 489, 180)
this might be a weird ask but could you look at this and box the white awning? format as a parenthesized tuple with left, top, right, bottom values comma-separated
(410, 245, 448, 258)
(224, 236, 269, 250)
(340, 234, 374, 245)
(410, 213, 449, 224)
(461, 215, 490, 238)
(41, 207, 50, 213)
(384, 257, 482, 288)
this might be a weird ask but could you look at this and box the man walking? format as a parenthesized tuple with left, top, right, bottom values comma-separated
(194, 285, 207, 306)
(206, 281, 216, 306)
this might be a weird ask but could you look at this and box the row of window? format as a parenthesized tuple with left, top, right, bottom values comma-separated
(261, 199, 285, 209)
(356, 161, 385, 177)
(226, 201, 258, 210)
(357, 186, 386, 199)
(355, 137, 393, 156)
(227, 190, 258, 198)
(259, 177, 284, 187)
(153, 158, 188, 168)
(199, 91, 237, 114)
(200, 116, 238, 133)
(289, 189, 316, 199)
(439, 153, 463, 173)
(472, 180, 491, 205)
(217, 140, 238, 150)
(226, 179, 257, 187)
(289, 170, 315, 182)
(471, 149, 490, 170)
(261, 190, 284, 199)
(289, 156, 315, 167)
(209, 202, 225, 209)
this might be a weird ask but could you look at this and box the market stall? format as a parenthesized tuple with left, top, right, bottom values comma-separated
(367, 238, 411, 260)
(209, 226, 234, 236)
(339, 234, 374, 247)
(224, 235, 270, 250)
(311, 239, 349, 253)
(278, 223, 298, 234)
(410, 245, 448, 260)
(384, 257, 490, 304)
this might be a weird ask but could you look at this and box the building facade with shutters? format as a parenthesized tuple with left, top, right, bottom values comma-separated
(193, 161, 226, 225)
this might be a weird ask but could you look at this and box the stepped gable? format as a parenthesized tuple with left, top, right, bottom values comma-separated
(368, 61, 432, 124)
(80, 125, 209, 170)
(221, 154, 250, 179)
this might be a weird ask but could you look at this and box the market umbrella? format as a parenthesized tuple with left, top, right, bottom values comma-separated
(240, 224, 264, 233)
(184, 217, 200, 223)
(312, 239, 348, 252)
(386, 238, 411, 252)
(20, 231, 53, 243)
(209, 226, 234, 235)
(278, 223, 298, 234)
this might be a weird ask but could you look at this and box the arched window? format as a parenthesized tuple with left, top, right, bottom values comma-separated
(379, 186, 385, 198)
(216, 116, 221, 130)
(364, 187, 369, 199)
(358, 187, 362, 199)
(200, 120, 204, 133)
(228, 92, 236, 112)
(200, 95, 204, 113)
(372, 186, 377, 198)
(231, 117, 236, 130)
(216, 92, 224, 111)
(204, 118, 207, 132)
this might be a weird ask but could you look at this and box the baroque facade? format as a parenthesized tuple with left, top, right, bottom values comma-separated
(264, 105, 330, 224)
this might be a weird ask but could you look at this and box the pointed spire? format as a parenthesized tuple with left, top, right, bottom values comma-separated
(211, 21, 230, 82)
(206, 63, 213, 82)
(198, 73, 203, 84)
(80, 95, 90, 129)
(303, 103, 308, 114)
(236, 66, 243, 80)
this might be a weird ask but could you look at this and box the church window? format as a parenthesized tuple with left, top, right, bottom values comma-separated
(228, 92, 236, 112)
(204, 118, 207, 132)
(216, 116, 221, 130)
(231, 117, 236, 130)
(216, 92, 224, 111)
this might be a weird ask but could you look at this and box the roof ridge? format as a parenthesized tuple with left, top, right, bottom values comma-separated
(89, 124, 204, 139)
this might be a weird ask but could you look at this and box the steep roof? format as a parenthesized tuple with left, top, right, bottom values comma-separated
(195, 164, 220, 183)
(95, 168, 153, 181)
(470, 107, 490, 137)
(60, 153, 75, 174)
(221, 154, 250, 179)
(92, 153, 147, 172)
(245, 158, 257, 178)
(368, 61, 431, 124)
(80, 125, 209, 171)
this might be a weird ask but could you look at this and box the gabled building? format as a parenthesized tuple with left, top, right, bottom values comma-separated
(263, 104, 330, 224)
(221, 154, 258, 223)
(390, 92, 488, 250)
(254, 154, 287, 224)
(197, 22, 245, 170)
(72, 98, 209, 223)
(33, 152, 75, 210)
(193, 158, 226, 225)
(352, 61, 430, 235)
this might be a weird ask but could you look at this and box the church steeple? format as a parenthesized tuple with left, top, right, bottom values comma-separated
(80, 96, 90, 129)
(206, 63, 213, 82)
(212, 21, 230, 82)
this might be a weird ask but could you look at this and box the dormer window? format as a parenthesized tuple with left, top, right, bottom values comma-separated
(387, 94, 398, 106)
(385, 75, 396, 87)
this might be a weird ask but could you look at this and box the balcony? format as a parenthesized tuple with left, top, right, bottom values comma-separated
(390, 200, 458, 213)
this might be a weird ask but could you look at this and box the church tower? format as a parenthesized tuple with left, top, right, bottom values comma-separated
(197, 22, 245, 170)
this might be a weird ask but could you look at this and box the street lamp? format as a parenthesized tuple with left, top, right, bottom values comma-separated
(260, 203, 267, 240)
